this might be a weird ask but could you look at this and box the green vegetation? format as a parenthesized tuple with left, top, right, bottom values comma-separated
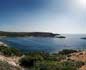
(0, 31, 60, 37)
(36, 61, 78, 70)
(0, 47, 85, 70)
(58, 49, 78, 55)
(19, 54, 84, 70)
(0, 61, 21, 70)
(0, 46, 22, 56)
(19, 50, 84, 70)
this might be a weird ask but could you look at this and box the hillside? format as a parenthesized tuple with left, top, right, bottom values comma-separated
(0, 31, 60, 37)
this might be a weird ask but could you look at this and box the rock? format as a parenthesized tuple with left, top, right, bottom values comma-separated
(0, 42, 7, 47)
(81, 37, 86, 40)
(56, 36, 66, 38)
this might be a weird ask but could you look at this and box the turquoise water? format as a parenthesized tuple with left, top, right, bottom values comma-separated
(0, 34, 86, 53)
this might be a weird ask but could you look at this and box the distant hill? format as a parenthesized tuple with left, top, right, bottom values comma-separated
(0, 31, 60, 37)
(81, 37, 86, 40)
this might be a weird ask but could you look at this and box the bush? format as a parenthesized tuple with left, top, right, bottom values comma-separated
(61, 61, 84, 69)
(58, 49, 78, 55)
(11, 50, 84, 70)
(36, 61, 77, 70)
(19, 55, 44, 68)
(19, 52, 84, 70)
(0, 46, 22, 56)
(19, 56, 34, 68)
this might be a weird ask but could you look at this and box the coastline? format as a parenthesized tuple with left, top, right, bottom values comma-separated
(0, 45, 86, 70)
(0, 35, 86, 70)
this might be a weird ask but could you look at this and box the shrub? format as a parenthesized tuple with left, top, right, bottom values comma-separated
(19, 56, 34, 68)
(37, 61, 77, 70)
(0, 46, 22, 56)
(61, 61, 84, 69)
(19, 55, 44, 68)
(58, 49, 78, 55)
(19, 52, 83, 70)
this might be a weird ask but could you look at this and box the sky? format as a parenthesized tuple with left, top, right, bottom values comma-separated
(0, 0, 86, 34)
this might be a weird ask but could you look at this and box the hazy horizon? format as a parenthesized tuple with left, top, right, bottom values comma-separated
(0, 0, 86, 34)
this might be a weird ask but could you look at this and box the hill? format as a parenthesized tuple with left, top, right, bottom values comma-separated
(0, 31, 60, 37)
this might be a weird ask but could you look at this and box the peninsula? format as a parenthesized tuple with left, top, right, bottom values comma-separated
(0, 31, 60, 37)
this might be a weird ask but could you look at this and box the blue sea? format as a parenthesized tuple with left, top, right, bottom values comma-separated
(0, 34, 86, 53)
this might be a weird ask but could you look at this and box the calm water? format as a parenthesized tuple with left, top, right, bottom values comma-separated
(0, 34, 86, 53)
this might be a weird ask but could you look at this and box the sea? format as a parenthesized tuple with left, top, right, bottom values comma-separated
(0, 34, 86, 53)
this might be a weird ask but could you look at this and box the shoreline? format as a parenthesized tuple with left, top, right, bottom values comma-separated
(0, 45, 86, 70)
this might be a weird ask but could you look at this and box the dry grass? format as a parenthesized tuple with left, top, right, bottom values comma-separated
(67, 51, 86, 70)
(69, 51, 86, 62)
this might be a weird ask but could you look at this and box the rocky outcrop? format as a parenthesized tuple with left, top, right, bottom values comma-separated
(81, 37, 86, 40)
(0, 42, 7, 47)
(56, 36, 66, 38)
(0, 55, 22, 70)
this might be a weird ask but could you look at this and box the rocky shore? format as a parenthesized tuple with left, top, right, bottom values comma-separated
(0, 41, 7, 47)
(0, 42, 86, 70)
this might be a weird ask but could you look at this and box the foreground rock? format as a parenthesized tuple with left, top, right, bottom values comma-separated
(0, 43, 23, 70)
(0, 55, 20, 66)
(0, 42, 7, 47)
(0, 55, 22, 70)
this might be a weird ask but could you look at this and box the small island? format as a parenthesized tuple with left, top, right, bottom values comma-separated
(56, 36, 66, 38)
(81, 37, 86, 40)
